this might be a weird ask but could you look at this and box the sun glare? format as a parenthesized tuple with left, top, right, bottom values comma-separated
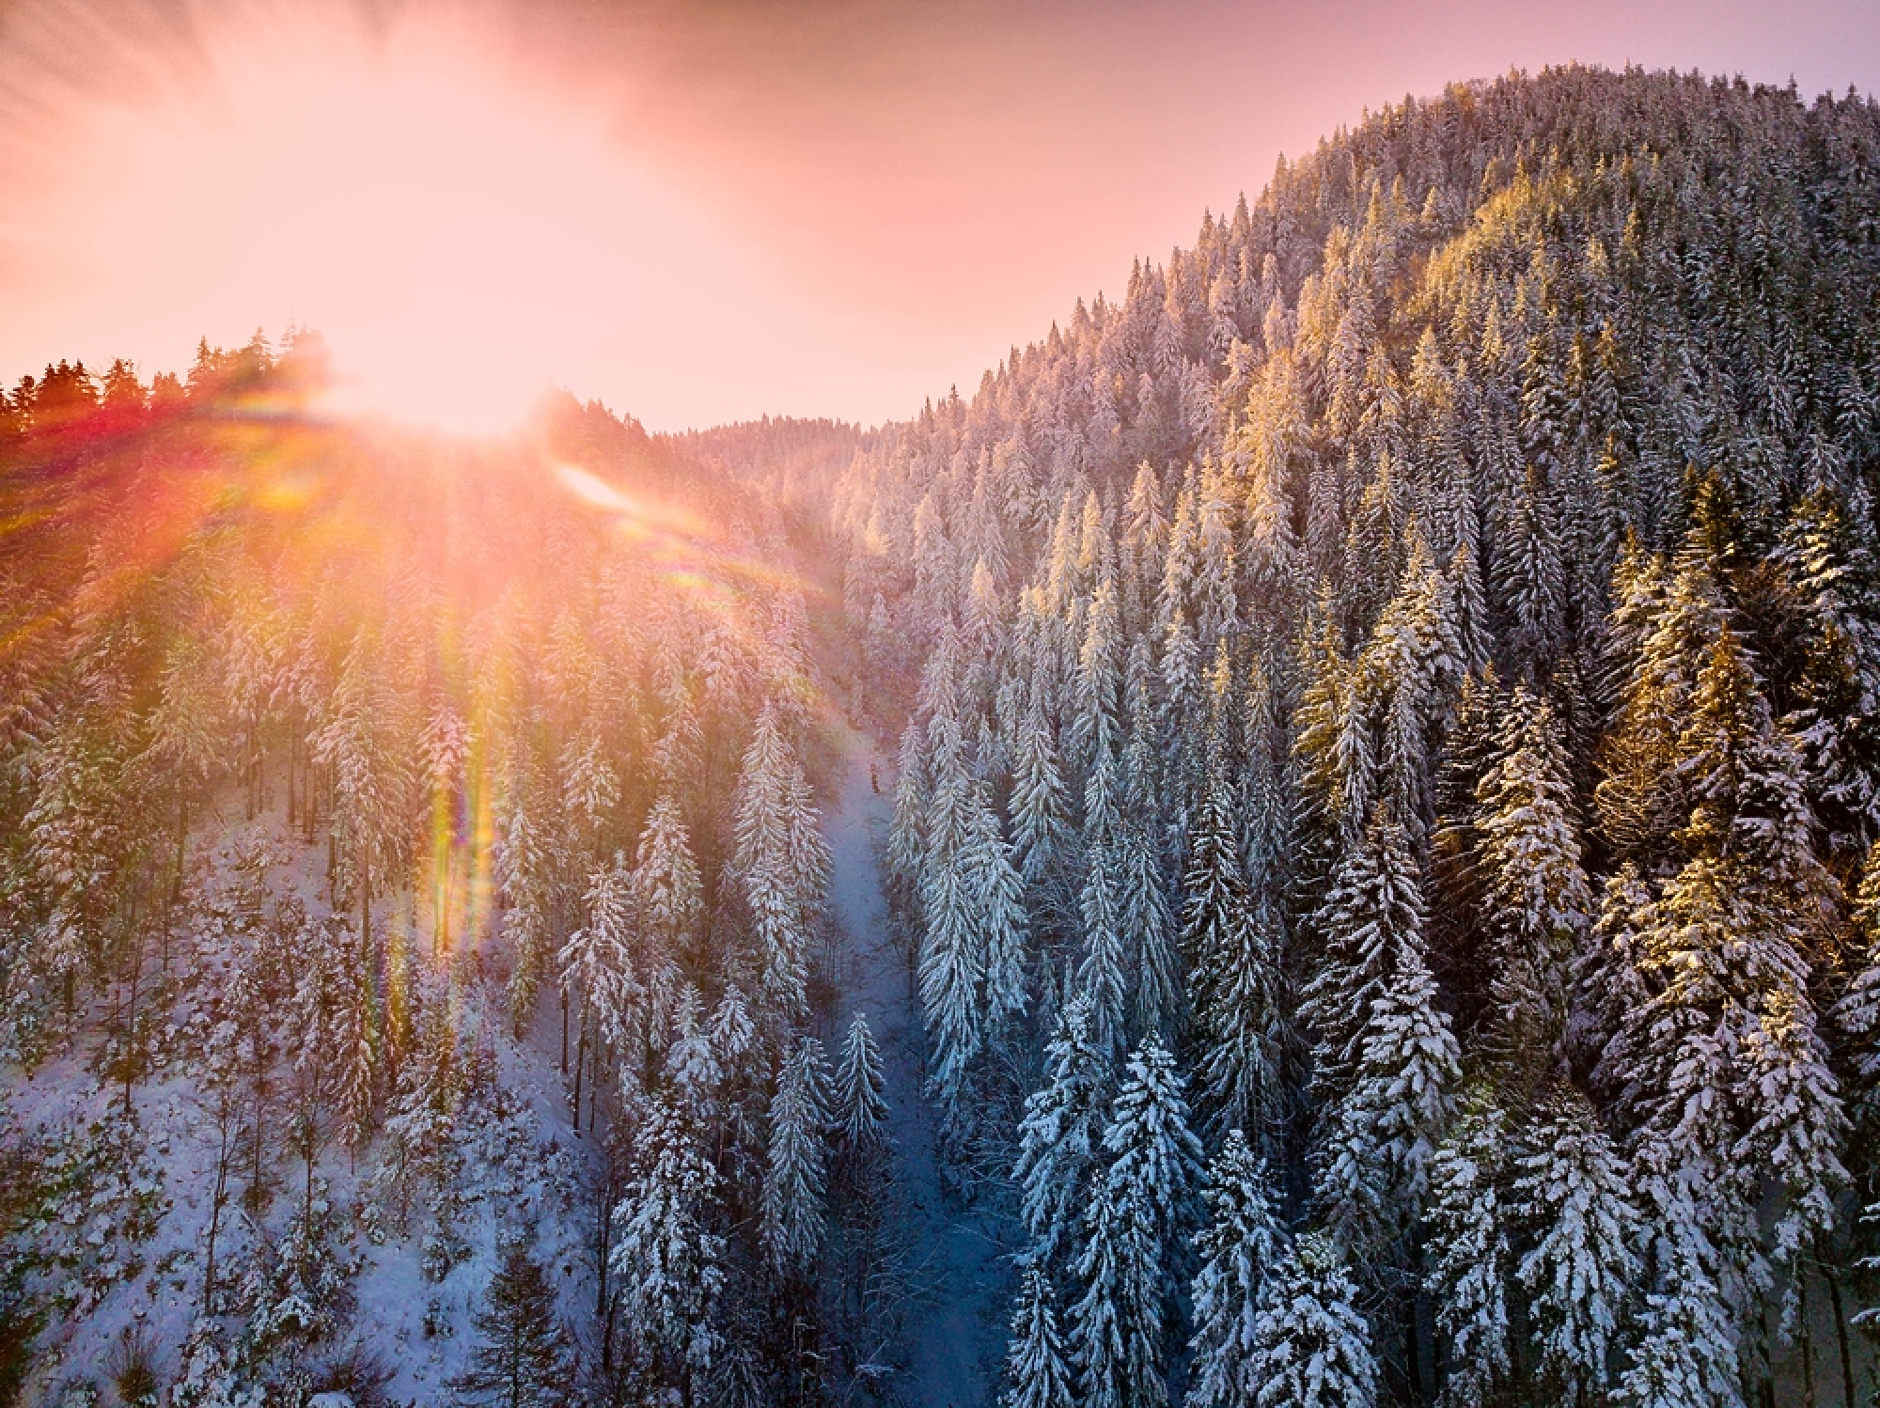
(24, 7, 728, 435)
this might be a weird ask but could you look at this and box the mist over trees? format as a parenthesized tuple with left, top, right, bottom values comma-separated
(3, 58, 1880, 1408)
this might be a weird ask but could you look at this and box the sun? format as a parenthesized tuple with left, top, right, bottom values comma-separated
(188, 18, 648, 434)
(11, 4, 720, 436)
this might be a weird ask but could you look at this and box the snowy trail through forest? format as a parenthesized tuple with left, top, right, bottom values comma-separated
(822, 723, 1013, 1408)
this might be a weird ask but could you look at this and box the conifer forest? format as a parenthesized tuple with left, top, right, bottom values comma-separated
(8, 62, 1880, 1408)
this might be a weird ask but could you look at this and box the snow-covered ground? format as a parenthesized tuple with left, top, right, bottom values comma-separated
(822, 724, 1017, 1408)
(3, 800, 598, 1405)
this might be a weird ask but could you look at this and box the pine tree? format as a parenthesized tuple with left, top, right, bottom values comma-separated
(558, 854, 640, 1103)
(1776, 487, 1880, 851)
(1078, 838, 1130, 1061)
(1184, 763, 1283, 1151)
(1494, 472, 1566, 682)
(632, 794, 703, 964)
(1015, 996, 1110, 1270)
(494, 757, 556, 1037)
(887, 720, 931, 900)
(1069, 1041, 1204, 1408)
(1427, 1098, 1513, 1408)
(1594, 545, 1722, 868)
(661, 985, 723, 1112)
(1119, 818, 1181, 1045)
(1186, 1130, 1286, 1408)
(762, 1036, 832, 1271)
(1474, 685, 1592, 1084)
(1624, 626, 1845, 1287)
(969, 782, 1031, 1039)
(836, 1009, 889, 1154)
(170, 1326, 263, 1408)
(1002, 1265, 1076, 1408)
(1614, 1180, 1742, 1408)
(1011, 689, 1073, 890)
(311, 633, 414, 917)
(919, 705, 985, 1129)
(1835, 842, 1880, 1233)
(611, 1096, 725, 1395)
(1317, 932, 1458, 1241)
(334, 957, 376, 1155)
(1513, 1089, 1640, 1407)
(1301, 813, 1425, 1107)
(732, 703, 830, 1027)
(1247, 1230, 1378, 1408)
(1070, 576, 1125, 775)
(1577, 866, 1658, 1109)
(451, 1238, 571, 1408)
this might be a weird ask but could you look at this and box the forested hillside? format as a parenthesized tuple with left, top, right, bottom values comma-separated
(834, 65, 1880, 1407)
(0, 342, 893, 1404)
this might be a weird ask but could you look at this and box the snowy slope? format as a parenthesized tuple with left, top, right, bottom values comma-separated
(2, 802, 599, 1406)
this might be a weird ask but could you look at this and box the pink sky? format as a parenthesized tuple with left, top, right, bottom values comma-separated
(1, 0, 1876, 431)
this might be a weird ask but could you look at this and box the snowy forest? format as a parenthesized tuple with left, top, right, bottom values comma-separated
(5, 60, 1880, 1408)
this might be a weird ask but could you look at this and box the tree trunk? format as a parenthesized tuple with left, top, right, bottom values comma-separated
(1801, 1275, 1817, 1408)
(250, 1075, 267, 1206)
(571, 1003, 587, 1133)
(173, 799, 189, 905)
(121, 925, 141, 1115)
(1828, 1270, 1857, 1408)
(436, 846, 451, 960)
(203, 1103, 235, 1312)
(1402, 1287, 1426, 1405)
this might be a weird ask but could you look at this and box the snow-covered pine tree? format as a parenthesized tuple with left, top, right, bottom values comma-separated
(1492, 469, 1567, 682)
(1427, 1096, 1513, 1408)
(1002, 1264, 1076, 1408)
(1614, 1176, 1743, 1408)
(611, 1095, 725, 1397)
(1775, 487, 1880, 853)
(1015, 995, 1110, 1271)
(1077, 836, 1130, 1062)
(836, 1009, 889, 1155)
(630, 793, 702, 1025)
(1835, 842, 1880, 1262)
(1069, 1040, 1204, 1408)
(919, 695, 987, 1133)
(333, 955, 376, 1156)
(1247, 1229, 1378, 1408)
(1473, 684, 1592, 1086)
(1316, 926, 1459, 1243)
(732, 701, 829, 1029)
(969, 781, 1030, 1042)
(887, 719, 930, 902)
(1624, 624, 1846, 1295)
(1186, 1129, 1286, 1408)
(494, 753, 556, 1037)
(1576, 865, 1658, 1110)
(1300, 811, 1424, 1109)
(1512, 1088, 1641, 1407)
(1119, 815, 1181, 1045)
(1011, 687, 1073, 893)
(1183, 759, 1284, 1151)
(1070, 576, 1125, 778)
(762, 1036, 832, 1272)
(557, 853, 640, 1115)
